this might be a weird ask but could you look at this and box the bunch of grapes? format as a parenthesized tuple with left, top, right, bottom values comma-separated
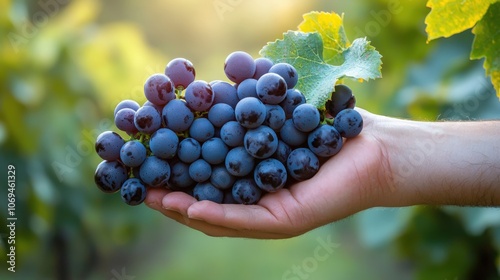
(94, 51, 363, 206)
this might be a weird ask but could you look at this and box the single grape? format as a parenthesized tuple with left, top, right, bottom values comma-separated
(143, 73, 176, 106)
(236, 78, 258, 99)
(121, 178, 147, 206)
(234, 97, 267, 129)
(95, 131, 124, 161)
(120, 140, 147, 167)
(325, 84, 356, 117)
(308, 124, 343, 157)
(168, 161, 196, 190)
(189, 159, 212, 182)
(150, 128, 178, 159)
(162, 99, 194, 132)
(143, 100, 164, 114)
(139, 156, 171, 188)
(225, 146, 255, 176)
(201, 137, 228, 165)
(210, 165, 236, 190)
(292, 103, 321, 133)
(333, 108, 363, 138)
(244, 125, 278, 159)
(211, 81, 240, 108)
(279, 119, 307, 147)
(220, 121, 246, 147)
(252, 57, 274, 79)
(177, 138, 201, 163)
(264, 104, 286, 131)
(287, 148, 320, 181)
(94, 160, 128, 193)
(254, 158, 287, 192)
(184, 80, 214, 112)
(165, 57, 196, 90)
(189, 118, 215, 143)
(280, 88, 306, 119)
(193, 182, 223, 203)
(134, 105, 162, 134)
(256, 73, 288, 105)
(273, 140, 292, 164)
(269, 62, 298, 89)
(224, 51, 256, 83)
(208, 103, 235, 128)
(114, 100, 140, 116)
(232, 178, 262, 205)
(115, 108, 139, 135)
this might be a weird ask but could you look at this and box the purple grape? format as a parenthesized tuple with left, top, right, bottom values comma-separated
(224, 51, 256, 83)
(143, 74, 176, 106)
(184, 80, 214, 112)
(165, 58, 196, 90)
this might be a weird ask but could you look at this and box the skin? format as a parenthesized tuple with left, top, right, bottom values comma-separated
(145, 108, 500, 239)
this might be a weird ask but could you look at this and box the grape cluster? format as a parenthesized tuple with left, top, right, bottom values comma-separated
(94, 52, 363, 206)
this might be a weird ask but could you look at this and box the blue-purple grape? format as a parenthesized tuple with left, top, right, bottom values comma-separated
(225, 146, 255, 176)
(134, 105, 162, 134)
(201, 137, 228, 165)
(143, 73, 176, 106)
(244, 125, 278, 159)
(252, 57, 273, 79)
(189, 118, 215, 143)
(256, 73, 288, 105)
(224, 51, 256, 83)
(177, 138, 201, 163)
(308, 124, 343, 157)
(165, 58, 196, 90)
(162, 99, 194, 132)
(232, 178, 262, 205)
(121, 178, 147, 206)
(220, 121, 246, 147)
(269, 62, 298, 89)
(333, 109, 363, 138)
(235, 97, 267, 129)
(184, 80, 214, 112)
(189, 159, 212, 182)
(120, 140, 147, 167)
(94, 160, 128, 193)
(287, 148, 320, 181)
(208, 103, 235, 128)
(95, 131, 124, 161)
(139, 156, 171, 188)
(292, 103, 320, 133)
(114, 100, 140, 116)
(150, 128, 179, 159)
(193, 182, 223, 203)
(254, 158, 287, 192)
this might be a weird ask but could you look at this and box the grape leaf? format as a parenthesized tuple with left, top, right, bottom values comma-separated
(425, 0, 497, 41)
(470, 2, 500, 96)
(259, 31, 381, 108)
(298, 11, 350, 65)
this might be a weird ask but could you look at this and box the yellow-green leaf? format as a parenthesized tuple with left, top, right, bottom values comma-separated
(471, 2, 500, 96)
(425, 0, 497, 41)
(298, 11, 350, 65)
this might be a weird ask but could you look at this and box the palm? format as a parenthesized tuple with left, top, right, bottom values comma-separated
(145, 109, 387, 239)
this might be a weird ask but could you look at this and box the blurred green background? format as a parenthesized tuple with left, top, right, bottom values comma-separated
(1, 0, 499, 279)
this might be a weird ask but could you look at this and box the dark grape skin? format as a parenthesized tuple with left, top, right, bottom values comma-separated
(234, 97, 267, 129)
(211, 81, 240, 109)
(269, 62, 298, 89)
(184, 80, 214, 112)
(164, 58, 196, 90)
(139, 156, 171, 188)
(94, 160, 128, 194)
(333, 108, 363, 138)
(280, 89, 306, 119)
(120, 140, 147, 167)
(193, 182, 224, 203)
(224, 51, 256, 84)
(232, 178, 262, 205)
(143, 74, 176, 106)
(95, 131, 124, 161)
(325, 84, 356, 117)
(115, 108, 139, 135)
(121, 178, 147, 206)
(308, 124, 343, 157)
(254, 158, 287, 192)
(114, 100, 140, 116)
(134, 105, 162, 134)
(244, 125, 279, 159)
(252, 57, 274, 79)
(256, 73, 288, 105)
(287, 148, 320, 181)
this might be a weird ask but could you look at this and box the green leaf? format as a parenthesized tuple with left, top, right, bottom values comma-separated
(470, 2, 500, 96)
(259, 31, 382, 108)
(425, 0, 497, 41)
(298, 11, 350, 65)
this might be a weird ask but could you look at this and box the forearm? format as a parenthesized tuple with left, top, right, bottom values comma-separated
(372, 115, 500, 207)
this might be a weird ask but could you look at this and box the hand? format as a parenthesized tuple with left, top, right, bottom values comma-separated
(145, 109, 392, 239)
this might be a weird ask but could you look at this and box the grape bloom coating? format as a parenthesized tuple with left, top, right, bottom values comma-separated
(94, 52, 363, 206)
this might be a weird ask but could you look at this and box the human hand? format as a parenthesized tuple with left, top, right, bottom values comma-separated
(145, 108, 393, 239)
